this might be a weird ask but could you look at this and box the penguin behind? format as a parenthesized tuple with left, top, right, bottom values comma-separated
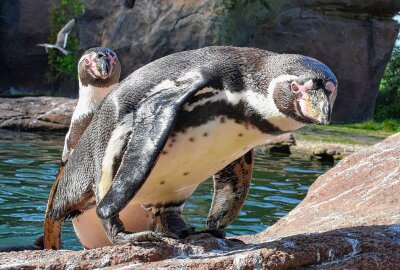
(47, 46, 338, 246)
(1, 47, 124, 252)
(43, 46, 138, 250)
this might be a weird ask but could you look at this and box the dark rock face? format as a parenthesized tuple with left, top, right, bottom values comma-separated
(1, 133, 399, 269)
(248, 1, 400, 122)
(79, 0, 400, 122)
(0, 0, 52, 94)
(1, 0, 399, 121)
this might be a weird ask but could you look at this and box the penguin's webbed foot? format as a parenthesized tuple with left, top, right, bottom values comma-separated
(158, 209, 226, 239)
(101, 216, 162, 245)
(159, 208, 193, 239)
(116, 230, 161, 244)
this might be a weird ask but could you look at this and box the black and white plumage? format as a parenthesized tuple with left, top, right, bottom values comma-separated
(61, 47, 121, 162)
(47, 46, 338, 245)
(37, 18, 75, 55)
(43, 47, 126, 250)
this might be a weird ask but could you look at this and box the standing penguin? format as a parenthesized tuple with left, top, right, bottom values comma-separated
(43, 47, 154, 250)
(47, 46, 338, 245)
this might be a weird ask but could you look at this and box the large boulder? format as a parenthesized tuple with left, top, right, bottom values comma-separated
(79, 0, 400, 122)
(1, 133, 399, 269)
(259, 132, 400, 239)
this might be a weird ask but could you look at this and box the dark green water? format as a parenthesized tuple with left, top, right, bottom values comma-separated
(0, 130, 333, 250)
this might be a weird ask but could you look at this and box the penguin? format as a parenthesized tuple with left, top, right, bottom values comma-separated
(46, 46, 338, 245)
(42, 47, 153, 250)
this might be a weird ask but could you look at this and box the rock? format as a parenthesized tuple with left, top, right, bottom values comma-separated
(78, 0, 400, 122)
(260, 133, 400, 238)
(0, 0, 52, 94)
(1, 133, 399, 269)
(0, 97, 76, 132)
(262, 133, 296, 155)
(1, 0, 399, 122)
(312, 148, 343, 162)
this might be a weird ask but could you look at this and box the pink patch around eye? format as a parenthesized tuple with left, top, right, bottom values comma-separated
(84, 58, 90, 65)
(109, 55, 116, 66)
(291, 82, 300, 92)
(326, 81, 336, 93)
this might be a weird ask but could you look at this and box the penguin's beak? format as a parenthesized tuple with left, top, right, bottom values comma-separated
(95, 56, 113, 78)
(300, 90, 330, 125)
(101, 60, 110, 76)
(295, 80, 337, 125)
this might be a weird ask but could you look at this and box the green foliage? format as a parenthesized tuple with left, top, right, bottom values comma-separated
(375, 45, 400, 121)
(381, 119, 400, 131)
(339, 119, 400, 132)
(46, 0, 83, 82)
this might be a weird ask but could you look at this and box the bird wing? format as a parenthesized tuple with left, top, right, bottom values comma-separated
(37, 44, 70, 55)
(96, 72, 206, 219)
(55, 18, 75, 48)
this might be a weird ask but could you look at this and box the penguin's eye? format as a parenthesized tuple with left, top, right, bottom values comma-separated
(314, 79, 324, 89)
(291, 82, 300, 92)
(84, 58, 90, 65)
(97, 53, 104, 58)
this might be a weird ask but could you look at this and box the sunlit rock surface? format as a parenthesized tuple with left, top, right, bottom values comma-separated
(0, 97, 75, 132)
(259, 132, 400, 238)
(1, 133, 399, 269)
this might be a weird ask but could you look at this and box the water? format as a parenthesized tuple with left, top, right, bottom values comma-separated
(0, 130, 333, 250)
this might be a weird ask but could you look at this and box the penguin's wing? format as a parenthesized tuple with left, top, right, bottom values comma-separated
(97, 72, 206, 219)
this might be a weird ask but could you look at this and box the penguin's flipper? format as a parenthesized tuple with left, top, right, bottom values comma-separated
(97, 72, 206, 220)
(206, 149, 253, 232)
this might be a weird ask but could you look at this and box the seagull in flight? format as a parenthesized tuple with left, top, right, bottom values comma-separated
(37, 18, 75, 55)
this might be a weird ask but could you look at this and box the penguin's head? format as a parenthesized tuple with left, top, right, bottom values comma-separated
(78, 47, 121, 87)
(268, 55, 338, 125)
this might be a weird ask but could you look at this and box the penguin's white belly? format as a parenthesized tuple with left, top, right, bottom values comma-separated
(131, 118, 270, 205)
(73, 118, 277, 249)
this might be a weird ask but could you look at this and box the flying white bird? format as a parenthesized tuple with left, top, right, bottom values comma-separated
(37, 18, 75, 55)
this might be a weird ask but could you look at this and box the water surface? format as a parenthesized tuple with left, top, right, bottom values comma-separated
(0, 130, 333, 250)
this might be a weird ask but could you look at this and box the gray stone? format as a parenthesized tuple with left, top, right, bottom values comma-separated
(0, 97, 76, 132)
(1, 0, 399, 120)
(0, 0, 52, 93)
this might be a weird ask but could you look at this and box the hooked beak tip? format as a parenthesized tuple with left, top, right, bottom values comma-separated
(101, 61, 110, 76)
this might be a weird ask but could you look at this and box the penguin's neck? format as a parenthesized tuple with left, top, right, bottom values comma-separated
(62, 81, 118, 162)
(71, 80, 117, 122)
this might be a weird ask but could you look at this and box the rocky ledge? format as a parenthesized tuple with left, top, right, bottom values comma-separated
(0, 97, 76, 132)
(0, 131, 399, 269)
